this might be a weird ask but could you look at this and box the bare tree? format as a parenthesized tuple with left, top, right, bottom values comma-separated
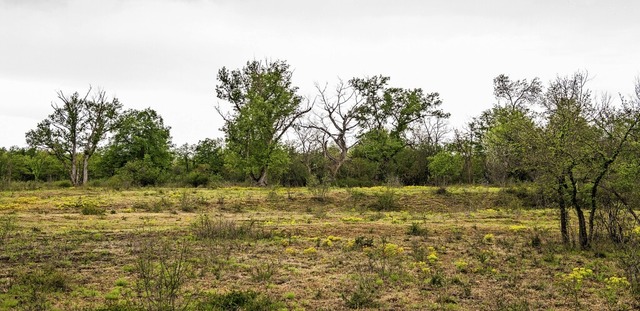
(408, 115, 450, 148)
(306, 79, 362, 180)
(292, 123, 323, 176)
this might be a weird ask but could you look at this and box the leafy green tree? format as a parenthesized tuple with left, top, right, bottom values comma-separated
(102, 108, 173, 185)
(215, 59, 311, 186)
(428, 150, 464, 186)
(26, 150, 59, 181)
(174, 143, 195, 174)
(470, 75, 542, 185)
(349, 75, 448, 181)
(533, 73, 640, 248)
(25, 88, 122, 185)
(0, 147, 30, 183)
(483, 107, 539, 184)
(193, 138, 225, 175)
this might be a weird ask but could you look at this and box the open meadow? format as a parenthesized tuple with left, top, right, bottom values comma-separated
(0, 186, 638, 310)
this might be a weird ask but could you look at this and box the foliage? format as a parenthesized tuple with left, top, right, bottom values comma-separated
(216, 59, 310, 186)
(25, 87, 122, 186)
(341, 272, 380, 309)
(428, 150, 464, 186)
(101, 108, 173, 185)
(369, 188, 399, 211)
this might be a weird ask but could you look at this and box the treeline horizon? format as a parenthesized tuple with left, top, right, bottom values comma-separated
(2, 62, 640, 190)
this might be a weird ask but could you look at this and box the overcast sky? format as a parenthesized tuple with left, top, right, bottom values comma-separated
(1, 0, 639, 148)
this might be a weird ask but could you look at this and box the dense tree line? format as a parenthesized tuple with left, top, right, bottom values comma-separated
(3, 59, 640, 248)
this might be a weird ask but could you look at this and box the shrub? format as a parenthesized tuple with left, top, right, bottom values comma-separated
(196, 290, 285, 311)
(307, 175, 331, 202)
(407, 222, 428, 237)
(81, 203, 106, 215)
(191, 214, 274, 241)
(370, 188, 398, 211)
(131, 238, 195, 311)
(341, 272, 380, 309)
(185, 171, 210, 188)
(434, 187, 448, 195)
(55, 180, 73, 188)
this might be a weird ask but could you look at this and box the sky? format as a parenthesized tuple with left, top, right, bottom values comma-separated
(1, 0, 639, 148)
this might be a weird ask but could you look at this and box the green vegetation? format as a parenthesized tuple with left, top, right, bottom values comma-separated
(0, 186, 639, 310)
(3, 60, 640, 309)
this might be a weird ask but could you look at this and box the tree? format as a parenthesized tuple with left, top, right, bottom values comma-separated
(471, 75, 542, 184)
(306, 79, 362, 181)
(534, 72, 640, 248)
(102, 108, 173, 185)
(428, 150, 464, 186)
(349, 75, 448, 181)
(215, 59, 311, 186)
(493, 74, 542, 111)
(193, 138, 224, 175)
(174, 143, 195, 174)
(25, 87, 122, 186)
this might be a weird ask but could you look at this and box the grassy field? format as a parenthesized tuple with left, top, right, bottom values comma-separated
(0, 186, 636, 310)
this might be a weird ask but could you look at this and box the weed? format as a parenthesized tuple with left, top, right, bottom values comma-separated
(131, 238, 195, 311)
(370, 188, 399, 211)
(191, 214, 274, 241)
(250, 261, 279, 283)
(407, 222, 428, 237)
(557, 267, 594, 309)
(483, 233, 495, 244)
(341, 272, 380, 309)
(600, 276, 630, 310)
(353, 236, 374, 249)
(196, 290, 285, 311)
(0, 215, 16, 243)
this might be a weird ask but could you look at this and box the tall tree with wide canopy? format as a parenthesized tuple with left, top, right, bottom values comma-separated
(216, 59, 311, 186)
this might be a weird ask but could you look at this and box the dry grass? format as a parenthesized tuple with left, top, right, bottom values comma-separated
(0, 186, 635, 310)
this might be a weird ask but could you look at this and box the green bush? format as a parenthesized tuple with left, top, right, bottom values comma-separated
(341, 273, 380, 309)
(185, 171, 210, 188)
(196, 290, 285, 311)
(407, 222, 428, 237)
(370, 188, 399, 211)
(55, 180, 73, 188)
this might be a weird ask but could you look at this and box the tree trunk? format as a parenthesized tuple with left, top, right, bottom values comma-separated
(82, 155, 90, 185)
(256, 170, 268, 187)
(568, 168, 589, 249)
(558, 178, 569, 245)
(70, 154, 78, 186)
(576, 206, 588, 249)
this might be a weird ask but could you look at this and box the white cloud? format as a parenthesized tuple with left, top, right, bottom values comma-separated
(1, 0, 639, 148)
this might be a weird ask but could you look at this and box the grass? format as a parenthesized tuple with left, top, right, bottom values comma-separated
(0, 186, 636, 310)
